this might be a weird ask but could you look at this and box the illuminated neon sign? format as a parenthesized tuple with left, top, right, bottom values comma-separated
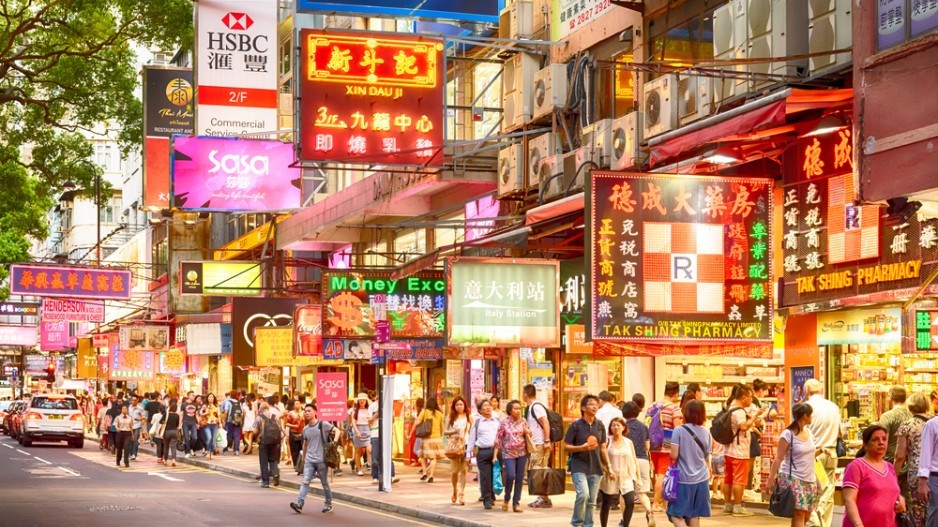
(299, 30, 444, 166)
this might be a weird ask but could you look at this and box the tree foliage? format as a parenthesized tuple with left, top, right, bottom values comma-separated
(0, 0, 192, 296)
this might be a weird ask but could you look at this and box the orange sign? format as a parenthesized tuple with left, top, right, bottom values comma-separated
(299, 30, 444, 166)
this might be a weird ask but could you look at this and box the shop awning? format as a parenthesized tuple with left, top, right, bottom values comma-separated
(648, 88, 854, 167)
(594, 340, 773, 358)
(526, 193, 585, 226)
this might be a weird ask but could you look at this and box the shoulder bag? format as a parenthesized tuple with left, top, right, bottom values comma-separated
(320, 421, 341, 469)
(445, 420, 469, 459)
(414, 410, 433, 438)
(769, 430, 796, 518)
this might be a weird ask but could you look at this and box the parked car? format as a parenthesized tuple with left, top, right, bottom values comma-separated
(5, 400, 27, 438)
(18, 394, 84, 448)
(0, 401, 12, 433)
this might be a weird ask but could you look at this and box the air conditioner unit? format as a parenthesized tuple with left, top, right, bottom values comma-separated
(537, 154, 565, 201)
(677, 75, 714, 125)
(713, 1, 748, 104)
(582, 119, 613, 167)
(642, 75, 678, 140)
(527, 133, 562, 188)
(808, 0, 852, 75)
(747, 0, 809, 90)
(498, 143, 524, 197)
(499, 1, 534, 40)
(533, 64, 568, 120)
(611, 112, 643, 171)
(502, 52, 539, 130)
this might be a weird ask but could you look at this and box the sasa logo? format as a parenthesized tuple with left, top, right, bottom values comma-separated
(208, 150, 269, 176)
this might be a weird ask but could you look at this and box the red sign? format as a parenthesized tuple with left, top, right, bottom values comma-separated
(10, 264, 132, 300)
(40, 321, 69, 351)
(41, 298, 105, 322)
(315, 372, 348, 422)
(144, 136, 171, 209)
(294, 305, 323, 357)
(92, 334, 109, 348)
(299, 30, 444, 166)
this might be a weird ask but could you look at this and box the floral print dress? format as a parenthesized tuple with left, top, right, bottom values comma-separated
(897, 416, 929, 527)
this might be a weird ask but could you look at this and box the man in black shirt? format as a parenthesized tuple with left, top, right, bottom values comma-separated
(564, 395, 612, 527)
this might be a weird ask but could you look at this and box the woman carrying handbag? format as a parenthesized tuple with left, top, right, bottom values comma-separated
(766, 403, 821, 526)
(444, 396, 473, 505)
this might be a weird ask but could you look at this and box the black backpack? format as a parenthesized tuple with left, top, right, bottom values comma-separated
(260, 415, 282, 446)
(529, 402, 564, 443)
(711, 406, 745, 445)
(228, 401, 244, 426)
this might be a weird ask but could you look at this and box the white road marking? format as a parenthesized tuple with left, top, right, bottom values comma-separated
(2, 444, 13, 449)
(59, 467, 80, 476)
(33, 457, 52, 465)
(16, 449, 30, 455)
(147, 471, 183, 482)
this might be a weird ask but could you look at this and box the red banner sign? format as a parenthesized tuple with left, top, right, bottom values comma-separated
(315, 372, 348, 422)
(294, 305, 323, 356)
(299, 30, 444, 166)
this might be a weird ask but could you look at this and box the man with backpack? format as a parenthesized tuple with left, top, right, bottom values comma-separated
(256, 402, 283, 488)
(290, 403, 340, 514)
(523, 384, 560, 509)
(714, 384, 765, 517)
(221, 390, 243, 456)
(648, 381, 683, 512)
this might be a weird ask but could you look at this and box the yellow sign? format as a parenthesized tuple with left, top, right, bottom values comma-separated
(77, 337, 98, 379)
(796, 260, 922, 294)
(255, 326, 321, 367)
(213, 216, 289, 260)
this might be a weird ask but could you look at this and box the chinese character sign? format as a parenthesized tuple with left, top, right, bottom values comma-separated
(196, 0, 278, 136)
(588, 172, 773, 343)
(315, 372, 348, 422)
(0, 325, 38, 346)
(109, 350, 155, 381)
(446, 258, 560, 347)
(160, 349, 188, 375)
(172, 137, 301, 212)
(299, 30, 444, 166)
(551, 0, 622, 40)
(296, 1, 503, 23)
(40, 321, 69, 351)
(41, 299, 105, 322)
(322, 271, 446, 339)
(10, 264, 132, 300)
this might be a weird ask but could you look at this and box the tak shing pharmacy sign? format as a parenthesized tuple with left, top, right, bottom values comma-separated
(588, 172, 774, 343)
(299, 30, 444, 166)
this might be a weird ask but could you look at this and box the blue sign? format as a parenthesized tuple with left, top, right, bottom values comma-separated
(296, 0, 504, 23)
(220, 323, 233, 354)
(790, 366, 815, 407)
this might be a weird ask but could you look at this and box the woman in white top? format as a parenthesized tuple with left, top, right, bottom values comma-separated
(599, 417, 641, 527)
(241, 398, 257, 455)
(767, 403, 821, 527)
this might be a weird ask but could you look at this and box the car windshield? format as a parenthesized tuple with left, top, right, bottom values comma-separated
(31, 397, 78, 410)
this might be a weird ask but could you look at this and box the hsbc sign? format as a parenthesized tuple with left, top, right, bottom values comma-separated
(196, 1, 278, 137)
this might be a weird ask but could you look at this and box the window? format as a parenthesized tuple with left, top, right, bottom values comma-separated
(30, 397, 78, 410)
(394, 230, 427, 262)
(153, 237, 168, 277)
(472, 62, 502, 140)
(279, 33, 292, 79)
(877, 1, 938, 51)
(647, 13, 715, 68)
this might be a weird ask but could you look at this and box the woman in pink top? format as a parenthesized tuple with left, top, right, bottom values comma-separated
(842, 424, 906, 527)
(496, 400, 531, 513)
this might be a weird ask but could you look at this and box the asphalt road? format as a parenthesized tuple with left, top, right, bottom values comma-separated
(0, 434, 434, 527)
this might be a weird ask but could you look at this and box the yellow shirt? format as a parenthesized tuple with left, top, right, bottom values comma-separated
(418, 409, 444, 439)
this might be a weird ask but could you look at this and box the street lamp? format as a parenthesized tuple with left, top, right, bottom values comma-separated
(61, 159, 102, 264)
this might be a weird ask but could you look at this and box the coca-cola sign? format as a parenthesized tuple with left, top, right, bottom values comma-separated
(294, 305, 323, 357)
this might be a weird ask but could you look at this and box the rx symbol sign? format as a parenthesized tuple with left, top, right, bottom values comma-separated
(671, 254, 697, 282)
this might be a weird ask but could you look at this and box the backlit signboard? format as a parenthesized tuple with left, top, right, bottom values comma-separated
(196, 0, 278, 136)
(40, 321, 68, 351)
(0, 325, 38, 346)
(109, 349, 155, 381)
(160, 349, 188, 375)
(299, 30, 444, 166)
(588, 172, 774, 343)
(447, 258, 560, 347)
(179, 260, 263, 296)
(10, 264, 132, 300)
(41, 299, 105, 322)
(296, 0, 503, 23)
(172, 136, 301, 212)
(0, 302, 40, 316)
(916, 311, 938, 351)
(322, 271, 446, 339)
(294, 305, 323, 356)
(119, 325, 170, 352)
(143, 67, 194, 210)
(232, 297, 306, 366)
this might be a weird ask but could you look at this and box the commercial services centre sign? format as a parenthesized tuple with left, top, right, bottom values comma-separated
(588, 172, 774, 343)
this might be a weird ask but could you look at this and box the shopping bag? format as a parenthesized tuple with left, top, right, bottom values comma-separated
(769, 482, 795, 518)
(814, 459, 829, 487)
(662, 465, 679, 502)
(493, 461, 504, 496)
(527, 468, 566, 496)
(216, 428, 228, 450)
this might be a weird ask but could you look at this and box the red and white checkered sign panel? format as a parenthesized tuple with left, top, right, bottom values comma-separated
(828, 174, 879, 264)
(589, 172, 773, 344)
(643, 223, 725, 313)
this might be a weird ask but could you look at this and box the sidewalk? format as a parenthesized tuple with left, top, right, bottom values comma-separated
(85, 432, 785, 527)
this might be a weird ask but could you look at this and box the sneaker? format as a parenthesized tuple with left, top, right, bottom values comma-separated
(290, 502, 303, 513)
(357, 470, 364, 476)
(333, 469, 343, 477)
(322, 505, 333, 513)
(130, 455, 136, 460)
(723, 503, 733, 514)
(234, 451, 239, 456)
(273, 474, 280, 486)
(184, 453, 191, 459)
(372, 478, 379, 484)
(733, 505, 754, 517)
(646, 512, 656, 527)
(391, 476, 400, 484)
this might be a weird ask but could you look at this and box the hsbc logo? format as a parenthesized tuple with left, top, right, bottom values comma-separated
(222, 12, 253, 30)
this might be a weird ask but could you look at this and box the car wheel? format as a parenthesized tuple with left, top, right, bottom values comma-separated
(74, 439, 84, 449)
(21, 435, 31, 447)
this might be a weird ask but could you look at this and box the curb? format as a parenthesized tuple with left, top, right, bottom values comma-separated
(85, 434, 495, 527)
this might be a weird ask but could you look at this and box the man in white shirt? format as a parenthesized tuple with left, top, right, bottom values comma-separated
(916, 416, 938, 526)
(804, 379, 840, 527)
(467, 399, 500, 510)
(596, 391, 623, 436)
(524, 384, 553, 509)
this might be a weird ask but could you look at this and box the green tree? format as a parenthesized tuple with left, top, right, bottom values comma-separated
(0, 0, 192, 296)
